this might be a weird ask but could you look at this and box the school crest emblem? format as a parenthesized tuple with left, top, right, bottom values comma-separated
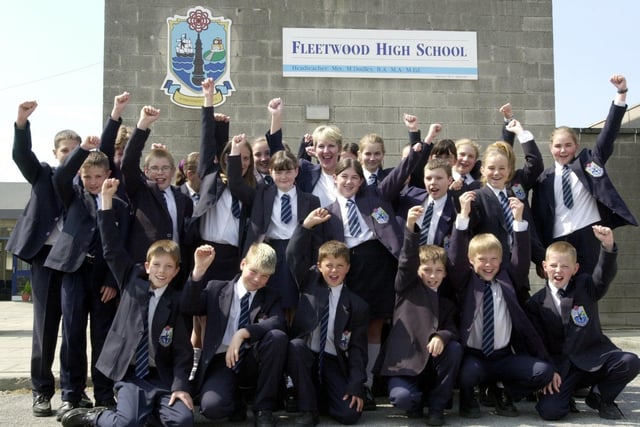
(159, 326, 174, 347)
(570, 305, 589, 327)
(162, 7, 235, 108)
(585, 161, 604, 178)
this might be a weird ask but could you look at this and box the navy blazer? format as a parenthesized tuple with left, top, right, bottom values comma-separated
(44, 146, 129, 276)
(526, 245, 618, 377)
(98, 116, 128, 203)
(323, 143, 427, 258)
(447, 226, 549, 360)
(238, 181, 321, 256)
(396, 189, 457, 249)
(121, 127, 193, 263)
(181, 274, 285, 392)
(532, 102, 638, 248)
(96, 209, 192, 392)
(6, 121, 64, 262)
(286, 225, 369, 398)
(376, 229, 459, 377)
(470, 185, 546, 268)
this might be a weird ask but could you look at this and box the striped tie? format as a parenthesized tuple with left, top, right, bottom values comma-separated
(561, 165, 574, 209)
(281, 194, 292, 224)
(135, 295, 151, 379)
(482, 281, 494, 356)
(419, 201, 435, 246)
(318, 288, 331, 381)
(231, 196, 241, 219)
(346, 199, 362, 237)
(498, 191, 514, 235)
(233, 293, 251, 373)
(369, 173, 378, 186)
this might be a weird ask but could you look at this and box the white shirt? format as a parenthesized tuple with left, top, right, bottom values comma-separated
(552, 162, 600, 238)
(218, 280, 255, 354)
(267, 187, 298, 240)
(418, 195, 447, 245)
(363, 168, 381, 186)
(336, 194, 375, 248)
(200, 187, 240, 245)
(549, 285, 567, 315)
(310, 284, 343, 356)
(467, 280, 512, 352)
(162, 188, 179, 243)
(312, 171, 337, 207)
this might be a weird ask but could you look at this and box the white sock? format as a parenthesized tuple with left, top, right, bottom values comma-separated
(189, 348, 202, 381)
(366, 343, 381, 387)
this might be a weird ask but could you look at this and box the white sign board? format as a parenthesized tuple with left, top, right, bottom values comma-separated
(282, 28, 477, 80)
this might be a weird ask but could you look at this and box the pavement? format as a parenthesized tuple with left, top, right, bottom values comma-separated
(1, 300, 640, 426)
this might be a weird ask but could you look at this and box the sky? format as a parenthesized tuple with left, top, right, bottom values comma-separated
(0, 0, 638, 182)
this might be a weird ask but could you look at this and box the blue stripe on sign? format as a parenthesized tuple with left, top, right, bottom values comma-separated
(283, 64, 477, 75)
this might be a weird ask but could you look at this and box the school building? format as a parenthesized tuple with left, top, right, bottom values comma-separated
(1, 0, 639, 326)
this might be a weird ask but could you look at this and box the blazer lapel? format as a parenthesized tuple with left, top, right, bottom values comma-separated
(264, 186, 277, 229)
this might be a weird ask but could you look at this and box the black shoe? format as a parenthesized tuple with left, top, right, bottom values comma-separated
(61, 407, 106, 427)
(295, 411, 319, 426)
(254, 410, 276, 427)
(33, 394, 53, 417)
(363, 386, 377, 411)
(94, 398, 117, 410)
(569, 397, 579, 413)
(494, 387, 518, 417)
(459, 397, 481, 418)
(56, 401, 78, 422)
(284, 388, 298, 413)
(79, 392, 93, 408)
(586, 391, 623, 420)
(479, 384, 496, 407)
(405, 406, 423, 419)
(426, 409, 445, 426)
(228, 400, 247, 422)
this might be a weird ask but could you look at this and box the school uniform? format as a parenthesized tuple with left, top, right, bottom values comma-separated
(532, 102, 638, 275)
(447, 221, 554, 406)
(526, 245, 640, 420)
(375, 228, 462, 415)
(236, 175, 321, 309)
(180, 272, 287, 420)
(179, 182, 200, 208)
(121, 127, 193, 265)
(184, 107, 250, 281)
(286, 225, 369, 425)
(94, 209, 193, 427)
(254, 128, 286, 184)
(364, 166, 392, 187)
(98, 115, 128, 202)
(6, 120, 64, 404)
(45, 145, 130, 406)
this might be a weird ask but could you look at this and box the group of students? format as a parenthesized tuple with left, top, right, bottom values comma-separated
(9, 74, 640, 427)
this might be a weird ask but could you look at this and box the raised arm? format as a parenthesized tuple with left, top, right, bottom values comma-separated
(12, 101, 44, 185)
(506, 119, 544, 191)
(100, 91, 129, 174)
(286, 208, 331, 290)
(52, 136, 98, 209)
(589, 225, 618, 300)
(265, 97, 285, 153)
(395, 206, 424, 294)
(592, 75, 628, 165)
(121, 106, 159, 196)
(227, 134, 256, 204)
(98, 178, 135, 289)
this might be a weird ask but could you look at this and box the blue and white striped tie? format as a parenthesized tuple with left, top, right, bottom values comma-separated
(419, 201, 434, 246)
(499, 191, 513, 236)
(346, 199, 362, 237)
(233, 293, 251, 373)
(561, 165, 574, 209)
(482, 281, 494, 356)
(318, 288, 331, 381)
(281, 194, 292, 224)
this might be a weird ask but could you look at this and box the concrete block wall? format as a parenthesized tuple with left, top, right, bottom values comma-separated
(103, 0, 555, 165)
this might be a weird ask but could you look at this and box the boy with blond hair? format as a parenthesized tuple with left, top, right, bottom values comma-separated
(61, 178, 193, 427)
(526, 227, 640, 420)
(447, 191, 553, 418)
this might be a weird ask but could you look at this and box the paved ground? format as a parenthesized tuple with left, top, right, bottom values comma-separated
(1, 300, 639, 426)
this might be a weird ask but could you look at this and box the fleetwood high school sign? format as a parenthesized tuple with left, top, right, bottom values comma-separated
(282, 28, 477, 80)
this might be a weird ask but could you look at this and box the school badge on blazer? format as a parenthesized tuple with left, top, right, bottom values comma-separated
(585, 161, 604, 178)
(511, 183, 526, 200)
(163, 7, 235, 108)
(339, 330, 351, 351)
(159, 326, 174, 347)
(371, 207, 389, 224)
(571, 305, 589, 327)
